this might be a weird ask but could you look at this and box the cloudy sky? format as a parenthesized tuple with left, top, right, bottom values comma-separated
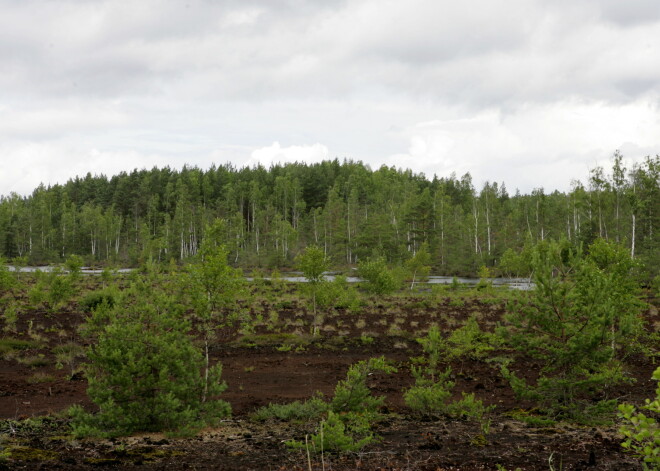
(1, 0, 659, 195)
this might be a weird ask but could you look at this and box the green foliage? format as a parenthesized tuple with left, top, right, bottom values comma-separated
(296, 245, 329, 285)
(79, 288, 118, 313)
(53, 342, 86, 379)
(46, 269, 74, 310)
(1, 302, 19, 332)
(316, 275, 361, 310)
(0, 156, 658, 286)
(447, 392, 494, 421)
(296, 245, 329, 314)
(330, 356, 397, 417)
(405, 326, 453, 414)
(64, 255, 84, 281)
(186, 242, 244, 324)
(405, 326, 492, 419)
(0, 337, 41, 356)
(0, 258, 16, 294)
(450, 276, 461, 291)
(289, 411, 376, 454)
(500, 239, 645, 419)
(358, 257, 400, 295)
(406, 243, 431, 290)
(404, 370, 454, 414)
(28, 267, 76, 311)
(71, 282, 230, 437)
(476, 265, 493, 290)
(498, 245, 533, 277)
(618, 367, 660, 469)
(183, 229, 245, 402)
(446, 316, 501, 360)
(285, 357, 395, 454)
(252, 394, 327, 422)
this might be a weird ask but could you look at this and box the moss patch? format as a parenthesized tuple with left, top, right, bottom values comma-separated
(5, 446, 59, 461)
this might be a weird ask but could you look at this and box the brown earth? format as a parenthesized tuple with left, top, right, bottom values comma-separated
(0, 286, 658, 470)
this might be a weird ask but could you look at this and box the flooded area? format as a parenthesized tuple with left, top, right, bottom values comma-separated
(6, 266, 533, 289)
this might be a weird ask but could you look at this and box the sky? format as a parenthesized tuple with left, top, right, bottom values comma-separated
(1, 0, 659, 196)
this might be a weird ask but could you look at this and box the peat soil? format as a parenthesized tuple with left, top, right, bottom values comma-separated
(0, 289, 658, 470)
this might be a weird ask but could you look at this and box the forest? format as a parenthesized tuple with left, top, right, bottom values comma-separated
(1, 152, 658, 281)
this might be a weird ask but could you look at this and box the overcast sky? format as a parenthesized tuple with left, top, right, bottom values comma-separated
(1, 0, 659, 196)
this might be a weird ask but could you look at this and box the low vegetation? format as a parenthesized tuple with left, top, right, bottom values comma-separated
(0, 236, 657, 469)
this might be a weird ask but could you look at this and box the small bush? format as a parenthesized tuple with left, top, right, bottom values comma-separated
(26, 372, 56, 384)
(447, 316, 500, 360)
(18, 354, 50, 368)
(404, 377, 453, 414)
(288, 411, 376, 454)
(0, 338, 40, 356)
(500, 239, 645, 421)
(330, 356, 397, 417)
(618, 367, 660, 469)
(252, 394, 327, 422)
(71, 283, 231, 438)
(448, 392, 494, 420)
(79, 289, 117, 313)
(405, 327, 492, 418)
(284, 357, 395, 455)
(2, 302, 19, 332)
(53, 342, 86, 379)
(358, 257, 400, 295)
(316, 276, 361, 310)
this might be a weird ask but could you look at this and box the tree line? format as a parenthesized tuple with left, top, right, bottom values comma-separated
(0, 152, 658, 279)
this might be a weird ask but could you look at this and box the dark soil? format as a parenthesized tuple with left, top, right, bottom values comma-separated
(1, 285, 658, 470)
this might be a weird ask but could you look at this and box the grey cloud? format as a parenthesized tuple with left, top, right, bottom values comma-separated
(596, 0, 660, 26)
(1, 0, 658, 105)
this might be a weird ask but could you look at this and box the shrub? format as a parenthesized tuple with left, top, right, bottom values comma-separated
(405, 327, 492, 418)
(183, 238, 245, 402)
(446, 316, 500, 360)
(287, 357, 395, 454)
(64, 255, 84, 281)
(46, 268, 75, 310)
(70, 282, 230, 437)
(330, 356, 397, 417)
(404, 372, 454, 414)
(406, 243, 431, 290)
(27, 267, 76, 311)
(2, 302, 19, 333)
(79, 289, 117, 313)
(252, 394, 327, 422)
(53, 342, 86, 379)
(296, 245, 330, 315)
(405, 326, 453, 414)
(358, 257, 399, 295)
(618, 367, 660, 469)
(476, 265, 493, 290)
(448, 392, 494, 421)
(289, 411, 376, 454)
(500, 239, 645, 420)
(0, 258, 16, 293)
(316, 275, 361, 310)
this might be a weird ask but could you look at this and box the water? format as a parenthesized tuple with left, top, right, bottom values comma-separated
(6, 266, 133, 274)
(263, 272, 534, 290)
(7, 267, 534, 290)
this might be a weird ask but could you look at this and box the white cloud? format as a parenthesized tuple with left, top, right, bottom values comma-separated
(247, 142, 330, 168)
(0, 143, 164, 195)
(387, 99, 660, 192)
